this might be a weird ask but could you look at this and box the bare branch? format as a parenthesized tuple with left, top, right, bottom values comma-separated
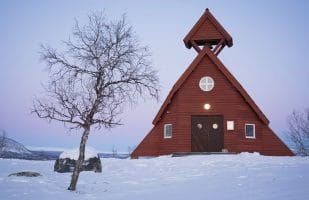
(286, 108, 309, 156)
(33, 12, 160, 190)
(33, 12, 159, 130)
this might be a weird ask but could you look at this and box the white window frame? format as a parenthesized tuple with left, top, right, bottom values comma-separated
(164, 124, 172, 139)
(199, 76, 215, 92)
(245, 123, 255, 139)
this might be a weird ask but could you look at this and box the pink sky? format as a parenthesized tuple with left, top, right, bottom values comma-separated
(0, 0, 309, 151)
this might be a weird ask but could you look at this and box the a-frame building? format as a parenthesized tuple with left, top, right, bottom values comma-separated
(131, 9, 294, 158)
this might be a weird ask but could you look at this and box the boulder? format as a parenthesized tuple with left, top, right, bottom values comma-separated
(54, 147, 102, 173)
(9, 171, 41, 177)
(54, 157, 102, 173)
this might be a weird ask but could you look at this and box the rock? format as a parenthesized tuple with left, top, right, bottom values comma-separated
(8, 171, 41, 177)
(54, 156, 102, 173)
(54, 147, 102, 173)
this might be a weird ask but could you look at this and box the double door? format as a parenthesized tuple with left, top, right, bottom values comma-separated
(191, 115, 224, 152)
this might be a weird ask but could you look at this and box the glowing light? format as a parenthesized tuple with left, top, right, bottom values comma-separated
(204, 103, 211, 110)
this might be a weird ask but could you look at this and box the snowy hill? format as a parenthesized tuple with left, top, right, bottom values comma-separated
(1, 137, 32, 154)
(0, 153, 309, 200)
(0, 137, 62, 160)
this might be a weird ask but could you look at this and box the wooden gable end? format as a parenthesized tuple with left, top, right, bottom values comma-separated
(153, 47, 269, 126)
(184, 9, 233, 49)
(132, 50, 294, 156)
(152, 51, 293, 156)
(191, 16, 223, 42)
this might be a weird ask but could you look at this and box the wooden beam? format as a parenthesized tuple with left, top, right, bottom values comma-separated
(215, 44, 225, 56)
(191, 41, 201, 53)
(213, 39, 224, 54)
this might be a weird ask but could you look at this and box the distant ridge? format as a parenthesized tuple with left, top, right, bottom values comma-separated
(0, 136, 59, 160)
(0, 137, 130, 160)
(1, 137, 32, 154)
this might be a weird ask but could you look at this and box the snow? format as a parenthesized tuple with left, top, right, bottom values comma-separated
(59, 147, 98, 160)
(1, 153, 309, 200)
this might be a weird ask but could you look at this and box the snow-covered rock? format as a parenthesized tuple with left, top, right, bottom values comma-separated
(55, 147, 102, 173)
(59, 147, 98, 160)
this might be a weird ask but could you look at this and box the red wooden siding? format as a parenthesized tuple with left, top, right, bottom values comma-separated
(131, 127, 159, 158)
(192, 19, 223, 41)
(131, 8, 294, 158)
(263, 128, 294, 156)
(132, 52, 294, 157)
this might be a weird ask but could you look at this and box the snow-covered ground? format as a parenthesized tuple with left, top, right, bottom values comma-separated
(0, 153, 309, 200)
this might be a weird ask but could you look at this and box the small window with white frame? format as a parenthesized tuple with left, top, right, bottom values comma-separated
(164, 124, 172, 139)
(227, 121, 234, 131)
(245, 124, 255, 139)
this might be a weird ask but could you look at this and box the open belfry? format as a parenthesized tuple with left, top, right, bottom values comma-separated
(131, 9, 294, 158)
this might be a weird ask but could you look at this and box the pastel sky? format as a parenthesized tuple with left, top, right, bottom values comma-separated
(0, 0, 308, 152)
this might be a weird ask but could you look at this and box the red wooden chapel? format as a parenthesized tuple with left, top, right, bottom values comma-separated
(131, 9, 294, 158)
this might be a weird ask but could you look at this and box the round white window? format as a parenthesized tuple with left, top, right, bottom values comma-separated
(199, 76, 214, 92)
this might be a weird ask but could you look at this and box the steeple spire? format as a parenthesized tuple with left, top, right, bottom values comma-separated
(183, 9, 233, 56)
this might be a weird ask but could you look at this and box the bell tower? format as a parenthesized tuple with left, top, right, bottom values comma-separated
(183, 8, 233, 56)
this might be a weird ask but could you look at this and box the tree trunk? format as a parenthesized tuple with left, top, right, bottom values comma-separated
(68, 126, 90, 191)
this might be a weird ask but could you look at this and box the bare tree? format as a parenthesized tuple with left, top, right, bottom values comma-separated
(111, 146, 118, 158)
(287, 108, 309, 156)
(127, 145, 133, 156)
(32, 12, 159, 191)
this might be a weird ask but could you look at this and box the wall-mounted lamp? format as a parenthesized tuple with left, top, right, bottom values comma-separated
(204, 103, 211, 110)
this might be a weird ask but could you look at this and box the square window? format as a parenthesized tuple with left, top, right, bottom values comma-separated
(227, 121, 234, 131)
(245, 124, 255, 139)
(164, 124, 172, 139)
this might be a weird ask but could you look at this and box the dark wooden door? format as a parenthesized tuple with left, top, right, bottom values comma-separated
(191, 115, 224, 152)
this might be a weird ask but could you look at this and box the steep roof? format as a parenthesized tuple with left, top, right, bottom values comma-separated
(152, 47, 269, 125)
(183, 9, 233, 49)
